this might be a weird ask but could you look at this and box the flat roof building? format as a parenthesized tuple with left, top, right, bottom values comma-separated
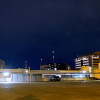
(0, 68, 91, 82)
(40, 63, 70, 70)
(75, 51, 100, 69)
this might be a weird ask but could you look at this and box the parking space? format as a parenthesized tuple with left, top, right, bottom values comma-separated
(0, 81, 100, 100)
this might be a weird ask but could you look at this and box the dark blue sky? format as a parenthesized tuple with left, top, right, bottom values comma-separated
(0, 0, 100, 69)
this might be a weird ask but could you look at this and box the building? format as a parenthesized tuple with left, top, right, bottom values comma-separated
(40, 64, 50, 70)
(0, 68, 90, 82)
(75, 51, 100, 69)
(94, 63, 100, 79)
(0, 59, 5, 69)
(0, 58, 96, 82)
(40, 63, 70, 70)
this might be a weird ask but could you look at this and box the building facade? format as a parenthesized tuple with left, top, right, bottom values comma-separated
(0, 68, 90, 82)
(40, 63, 70, 70)
(75, 51, 100, 69)
(40, 65, 50, 70)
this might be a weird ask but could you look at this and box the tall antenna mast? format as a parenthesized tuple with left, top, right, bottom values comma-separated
(52, 51, 54, 63)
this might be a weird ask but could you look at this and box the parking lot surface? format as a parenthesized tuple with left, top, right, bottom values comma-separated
(0, 81, 100, 100)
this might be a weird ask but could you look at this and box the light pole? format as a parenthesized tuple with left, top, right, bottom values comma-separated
(41, 59, 43, 65)
(25, 60, 28, 69)
(26, 70, 28, 82)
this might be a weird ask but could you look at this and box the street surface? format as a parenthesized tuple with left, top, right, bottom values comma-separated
(0, 81, 100, 100)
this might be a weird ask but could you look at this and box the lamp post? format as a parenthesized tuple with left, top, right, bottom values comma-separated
(41, 59, 43, 65)
(26, 70, 28, 82)
(25, 60, 28, 69)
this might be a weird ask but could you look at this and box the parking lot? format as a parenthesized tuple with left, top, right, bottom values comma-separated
(0, 81, 100, 100)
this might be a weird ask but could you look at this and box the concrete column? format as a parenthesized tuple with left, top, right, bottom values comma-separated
(17, 74, 18, 82)
(12, 74, 13, 82)
(30, 74, 31, 82)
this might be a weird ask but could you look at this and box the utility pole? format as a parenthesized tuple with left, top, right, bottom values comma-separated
(25, 60, 28, 69)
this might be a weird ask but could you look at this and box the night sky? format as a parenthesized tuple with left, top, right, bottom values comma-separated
(0, 0, 100, 69)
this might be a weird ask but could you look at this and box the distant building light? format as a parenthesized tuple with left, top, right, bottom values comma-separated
(54, 68, 57, 70)
(26, 71, 28, 73)
(82, 70, 86, 73)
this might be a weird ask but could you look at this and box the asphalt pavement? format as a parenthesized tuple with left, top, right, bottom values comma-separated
(0, 81, 100, 100)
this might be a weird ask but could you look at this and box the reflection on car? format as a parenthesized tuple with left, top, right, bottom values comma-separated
(50, 76, 61, 81)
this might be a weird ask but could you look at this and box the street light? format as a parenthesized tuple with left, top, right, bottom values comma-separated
(41, 59, 42, 65)
(3, 72, 10, 77)
(25, 70, 28, 82)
